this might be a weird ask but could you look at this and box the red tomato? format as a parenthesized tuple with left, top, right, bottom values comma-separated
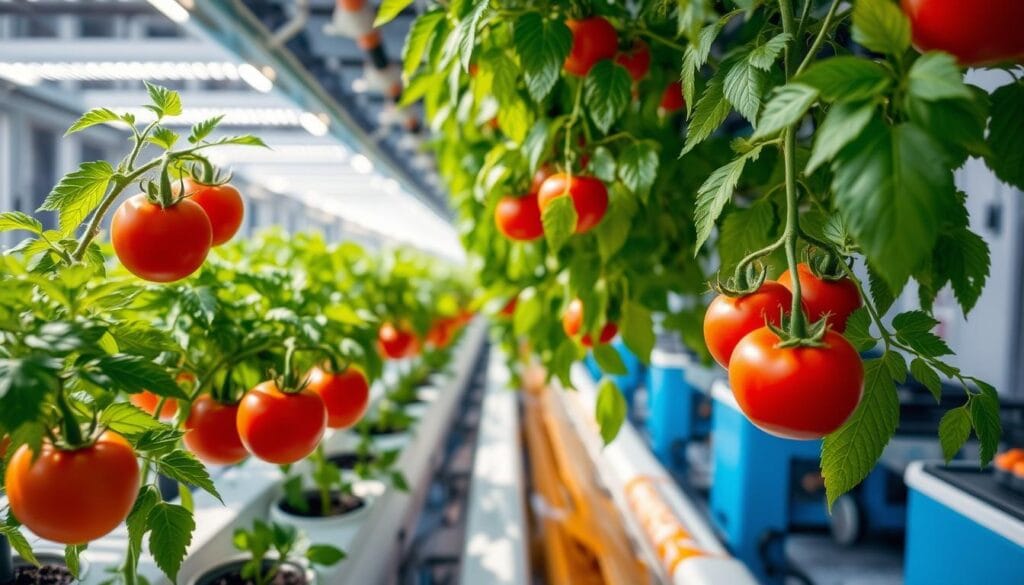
(4, 431, 140, 544)
(500, 297, 518, 317)
(564, 17, 619, 76)
(183, 396, 248, 466)
(130, 391, 178, 420)
(236, 381, 326, 464)
(0, 436, 9, 459)
(495, 193, 544, 241)
(778, 264, 861, 333)
(530, 165, 556, 194)
(562, 298, 617, 346)
(111, 194, 212, 283)
(901, 0, 1024, 66)
(660, 82, 685, 113)
(378, 322, 418, 359)
(426, 318, 457, 349)
(583, 323, 618, 348)
(305, 366, 371, 430)
(184, 180, 244, 246)
(703, 282, 794, 368)
(537, 174, 609, 234)
(616, 40, 651, 81)
(729, 328, 864, 440)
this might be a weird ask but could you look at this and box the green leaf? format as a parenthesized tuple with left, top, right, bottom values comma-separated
(822, 357, 899, 508)
(893, 310, 952, 357)
(209, 135, 268, 148)
(866, 263, 896, 315)
(718, 197, 778, 274)
(0, 211, 43, 235)
(38, 160, 114, 236)
(541, 194, 577, 253)
(938, 406, 972, 463)
(496, 97, 533, 144)
(911, 358, 942, 401)
(723, 59, 767, 124)
(595, 378, 627, 445)
(620, 301, 654, 364)
(97, 354, 187, 400)
(985, 81, 1024, 190)
(593, 345, 627, 375)
(852, 0, 911, 56)
(1, 523, 39, 567)
(752, 83, 818, 139)
(147, 126, 179, 150)
(64, 544, 86, 579)
(617, 141, 659, 201)
(513, 288, 542, 336)
(682, 75, 731, 154)
(906, 92, 989, 165)
(451, 0, 491, 72)
(584, 61, 632, 134)
(65, 108, 122, 135)
(181, 286, 219, 327)
(0, 357, 60, 431)
(843, 308, 877, 352)
(187, 116, 224, 144)
(748, 33, 791, 70)
(144, 82, 183, 117)
(100, 403, 167, 435)
(550, 339, 580, 389)
(514, 13, 572, 103)
(147, 503, 194, 582)
(831, 118, 956, 289)
(934, 227, 990, 315)
(131, 428, 186, 457)
(970, 386, 1001, 466)
(693, 146, 763, 253)
(796, 57, 892, 103)
(907, 52, 971, 102)
(807, 101, 876, 173)
(403, 10, 445, 80)
(374, 0, 413, 26)
(156, 450, 222, 501)
(307, 544, 346, 566)
(595, 188, 633, 261)
(885, 350, 908, 383)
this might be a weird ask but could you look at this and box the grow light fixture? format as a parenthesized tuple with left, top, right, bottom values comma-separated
(0, 61, 243, 84)
(298, 112, 330, 137)
(238, 63, 275, 93)
(147, 0, 191, 24)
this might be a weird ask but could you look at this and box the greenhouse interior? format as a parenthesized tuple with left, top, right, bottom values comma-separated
(0, 1, 1022, 584)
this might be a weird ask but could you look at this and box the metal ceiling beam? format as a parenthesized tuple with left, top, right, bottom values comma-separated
(0, 39, 228, 62)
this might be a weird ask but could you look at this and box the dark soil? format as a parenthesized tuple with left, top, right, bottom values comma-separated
(277, 489, 365, 518)
(327, 451, 376, 470)
(11, 564, 75, 585)
(197, 561, 308, 585)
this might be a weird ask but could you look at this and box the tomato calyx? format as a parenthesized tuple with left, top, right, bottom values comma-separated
(185, 159, 233, 187)
(712, 261, 769, 297)
(802, 247, 850, 282)
(766, 313, 831, 349)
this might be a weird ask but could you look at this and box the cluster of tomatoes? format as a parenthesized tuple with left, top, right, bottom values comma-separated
(703, 264, 864, 440)
(111, 179, 244, 283)
(901, 0, 1024, 67)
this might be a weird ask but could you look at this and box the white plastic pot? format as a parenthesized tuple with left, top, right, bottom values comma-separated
(268, 480, 384, 547)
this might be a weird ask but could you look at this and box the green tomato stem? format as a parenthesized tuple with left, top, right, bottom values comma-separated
(795, 0, 843, 76)
(55, 378, 84, 448)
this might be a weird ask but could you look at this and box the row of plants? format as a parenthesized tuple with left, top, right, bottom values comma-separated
(0, 84, 472, 584)
(390, 0, 1022, 504)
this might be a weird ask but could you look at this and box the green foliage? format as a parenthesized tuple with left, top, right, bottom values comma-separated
(595, 378, 627, 445)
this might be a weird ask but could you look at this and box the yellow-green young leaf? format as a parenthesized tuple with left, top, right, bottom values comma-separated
(513, 288, 542, 336)
(595, 378, 627, 445)
(907, 52, 972, 103)
(65, 107, 122, 135)
(403, 10, 445, 80)
(375, 0, 414, 26)
(0, 211, 43, 235)
(593, 345, 627, 375)
(938, 406, 971, 462)
(541, 194, 576, 253)
(693, 146, 763, 253)
(147, 503, 194, 582)
(187, 115, 224, 144)
(970, 383, 1002, 465)
(617, 141, 659, 201)
(747, 33, 791, 71)
(514, 12, 572, 103)
(852, 0, 911, 56)
(550, 339, 580, 389)
(822, 357, 898, 508)
(147, 126, 179, 150)
(497, 98, 532, 144)
(620, 300, 654, 364)
(795, 57, 892, 102)
(752, 83, 818, 140)
(985, 81, 1024, 191)
(584, 61, 632, 134)
(144, 81, 182, 117)
(807, 100, 876, 173)
(100, 403, 166, 435)
(682, 74, 731, 154)
(38, 160, 114, 236)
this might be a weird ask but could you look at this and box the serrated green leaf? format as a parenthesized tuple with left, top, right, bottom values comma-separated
(970, 386, 1001, 466)
(885, 350, 907, 382)
(157, 450, 222, 501)
(693, 146, 763, 253)
(584, 61, 632, 134)
(541, 193, 576, 253)
(402, 10, 445, 80)
(375, 0, 414, 26)
(822, 357, 898, 508)
(1, 523, 39, 567)
(843, 308, 877, 352)
(723, 59, 767, 123)
(620, 300, 654, 364)
(65, 108, 122, 135)
(514, 13, 572, 103)
(593, 345, 627, 375)
(211, 135, 268, 148)
(985, 81, 1024, 190)
(748, 33, 791, 70)
(0, 357, 60, 431)
(907, 52, 971, 102)
(617, 141, 659, 201)
(718, 197, 778, 274)
(911, 358, 942, 401)
(852, 0, 911, 56)
(147, 502, 194, 582)
(64, 544, 85, 578)
(938, 406, 971, 463)
(98, 354, 187, 400)
(100, 403, 167, 435)
(906, 91, 990, 166)
(807, 101, 876, 173)
(0, 211, 43, 235)
(38, 160, 114, 236)
(187, 116, 224, 144)
(796, 57, 892, 102)
(147, 126, 179, 150)
(595, 378, 627, 445)
(832, 117, 957, 289)
(496, 97, 532, 143)
(682, 75, 731, 154)
(934, 227, 990, 315)
(145, 82, 182, 117)
(752, 83, 818, 139)
(595, 193, 633, 262)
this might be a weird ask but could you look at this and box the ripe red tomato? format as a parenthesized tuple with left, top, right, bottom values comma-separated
(184, 180, 244, 246)
(530, 166, 556, 194)
(901, 0, 1024, 66)
(703, 282, 794, 368)
(183, 396, 248, 466)
(660, 82, 685, 113)
(500, 297, 518, 317)
(495, 193, 544, 241)
(130, 391, 178, 420)
(378, 322, 418, 359)
(111, 194, 212, 283)
(562, 298, 617, 347)
(236, 381, 326, 464)
(537, 174, 608, 234)
(4, 431, 140, 544)
(564, 17, 619, 76)
(778, 264, 861, 333)
(426, 317, 457, 349)
(616, 40, 651, 81)
(305, 366, 371, 430)
(729, 328, 864, 440)
(583, 323, 618, 348)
